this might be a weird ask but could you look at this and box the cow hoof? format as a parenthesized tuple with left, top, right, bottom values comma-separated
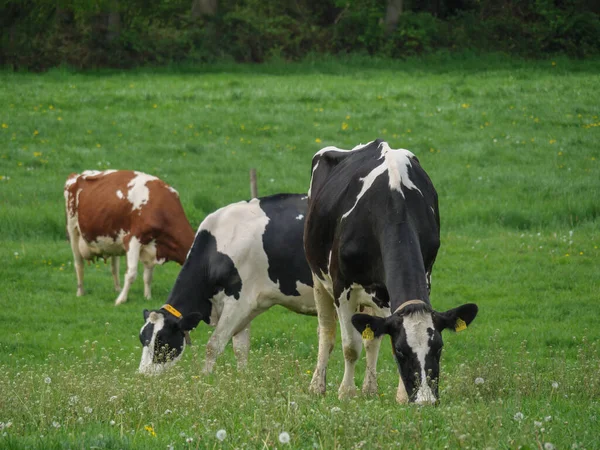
(361, 382, 378, 396)
(309, 383, 326, 395)
(338, 385, 358, 400)
(114, 297, 126, 306)
(77, 289, 85, 297)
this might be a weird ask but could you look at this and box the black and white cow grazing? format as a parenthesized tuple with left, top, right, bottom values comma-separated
(304, 139, 478, 404)
(138, 193, 318, 375)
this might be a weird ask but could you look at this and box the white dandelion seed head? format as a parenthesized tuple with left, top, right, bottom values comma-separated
(164, 409, 172, 415)
(167, 445, 174, 450)
(474, 377, 484, 385)
(534, 421, 543, 428)
(279, 432, 290, 444)
(216, 429, 227, 441)
(52, 421, 61, 428)
(84, 406, 93, 414)
(109, 420, 116, 426)
(545, 415, 552, 422)
(69, 395, 79, 405)
(109, 396, 117, 402)
(551, 381, 559, 389)
(44, 377, 51, 384)
(544, 443, 555, 450)
(330, 406, 341, 413)
(77, 417, 84, 424)
(514, 412, 524, 421)
(186, 437, 193, 443)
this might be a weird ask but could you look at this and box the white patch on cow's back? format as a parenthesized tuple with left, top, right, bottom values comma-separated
(199, 198, 314, 311)
(403, 311, 437, 404)
(340, 142, 422, 219)
(380, 142, 422, 196)
(116, 190, 124, 199)
(127, 172, 159, 211)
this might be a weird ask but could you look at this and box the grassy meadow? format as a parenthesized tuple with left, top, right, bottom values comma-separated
(1, 55, 599, 449)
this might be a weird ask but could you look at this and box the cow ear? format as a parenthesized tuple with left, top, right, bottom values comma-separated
(143, 309, 150, 321)
(178, 312, 204, 331)
(434, 303, 478, 332)
(351, 314, 389, 338)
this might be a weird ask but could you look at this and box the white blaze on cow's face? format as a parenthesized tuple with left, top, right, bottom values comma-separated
(352, 302, 478, 404)
(138, 310, 186, 375)
(396, 311, 441, 405)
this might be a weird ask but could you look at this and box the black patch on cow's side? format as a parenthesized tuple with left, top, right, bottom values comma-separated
(164, 229, 242, 327)
(259, 194, 313, 296)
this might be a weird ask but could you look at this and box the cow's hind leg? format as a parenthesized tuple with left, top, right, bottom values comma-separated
(115, 236, 141, 305)
(232, 325, 251, 370)
(309, 275, 337, 395)
(68, 226, 85, 296)
(203, 298, 258, 374)
(111, 256, 121, 292)
(143, 263, 154, 299)
(337, 290, 363, 399)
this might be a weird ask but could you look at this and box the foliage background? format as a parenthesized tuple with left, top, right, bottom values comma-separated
(2, 0, 600, 70)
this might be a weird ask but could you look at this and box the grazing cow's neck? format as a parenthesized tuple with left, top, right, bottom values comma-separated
(380, 222, 431, 312)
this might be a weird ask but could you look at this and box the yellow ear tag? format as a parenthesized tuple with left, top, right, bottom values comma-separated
(455, 318, 467, 332)
(362, 324, 374, 340)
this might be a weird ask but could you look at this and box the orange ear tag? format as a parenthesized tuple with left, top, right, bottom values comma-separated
(455, 318, 467, 332)
(362, 324, 374, 340)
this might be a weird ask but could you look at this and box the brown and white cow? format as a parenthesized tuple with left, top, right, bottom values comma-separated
(64, 170, 195, 305)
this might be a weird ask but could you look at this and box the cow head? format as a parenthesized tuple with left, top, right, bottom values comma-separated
(138, 309, 201, 375)
(352, 301, 478, 404)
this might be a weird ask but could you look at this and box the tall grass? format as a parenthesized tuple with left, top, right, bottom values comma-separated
(1, 56, 599, 448)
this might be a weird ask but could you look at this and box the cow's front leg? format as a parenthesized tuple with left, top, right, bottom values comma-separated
(337, 292, 362, 399)
(115, 235, 140, 305)
(203, 298, 256, 374)
(362, 335, 382, 395)
(232, 325, 251, 370)
(309, 275, 336, 395)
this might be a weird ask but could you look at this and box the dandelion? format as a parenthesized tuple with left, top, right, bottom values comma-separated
(84, 407, 93, 414)
(164, 409, 172, 415)
(279, 432, 291, 444)
(52, 421, 61, 428)
(545, 443, 555, 450)
(44, 377, 51, 384)
(315, 138, 322, 143)
(145, 425, 157, 437)
(69, 395, 79, 405)
(341, 122, 349, 131)
(216, 429, 227, 441)
(514, 412, 524, 421)
(109, 420, 116, 426)
(545, 416, 552, 422)
(552, 381, 559, 389)
(549, 139, 557, 144)
(186, 437, 193, 443)
(109, 395, 117, 402)
(331, 406, 341, 413)
(167, 445, 174, 450)
(534, 421, 543, 427)
(474, 377, 484, 385)
(461, 103, 470, 109)
(153, 104, 158, 108)
(1, 123, 7, 129)
(33, 130, 39, 136)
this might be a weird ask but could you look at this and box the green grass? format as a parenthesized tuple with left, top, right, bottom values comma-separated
(1, 55, 599, 449)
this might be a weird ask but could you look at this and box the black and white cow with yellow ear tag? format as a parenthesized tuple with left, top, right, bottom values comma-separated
(304, 139, 479, 404)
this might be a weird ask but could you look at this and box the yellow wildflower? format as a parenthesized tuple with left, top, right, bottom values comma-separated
(1, 123, 7, 129)
(315, 138, 322, 143)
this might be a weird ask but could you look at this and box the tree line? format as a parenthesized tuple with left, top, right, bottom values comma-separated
(2, 0, 599, 70)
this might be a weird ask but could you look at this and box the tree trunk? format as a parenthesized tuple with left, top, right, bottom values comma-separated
(191, 0, 217, 18)
(384, 0, 403, 34)
(106, 1, 121, 43)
